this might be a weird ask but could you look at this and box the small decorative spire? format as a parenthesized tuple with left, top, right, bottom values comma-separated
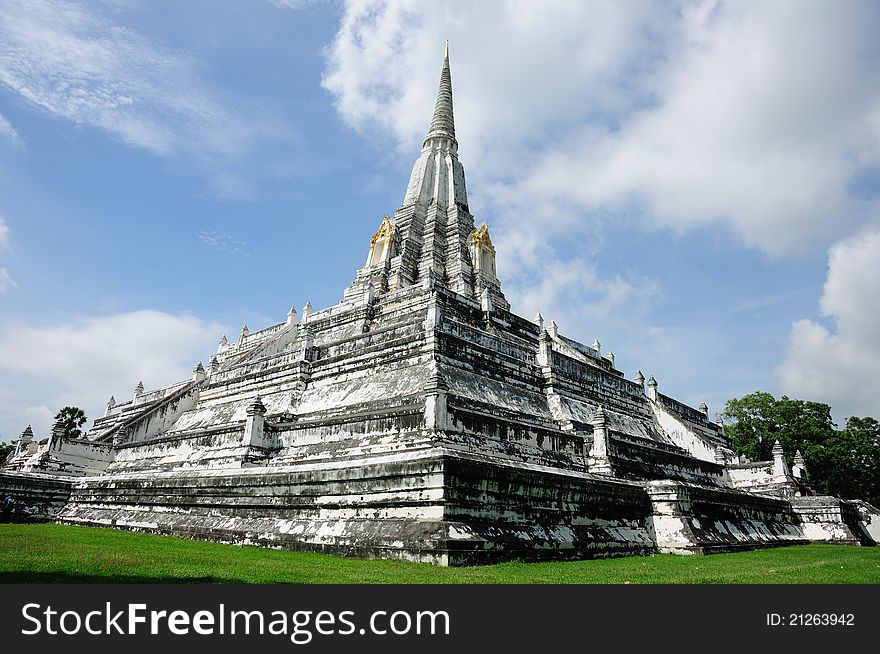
(480, 287, 492, 313)
(302, 301, 313, 321)
(592, 338, 601, 354)
(606, 350, 615, 366)
(646, 375, 658, 400)
(20, 425, 34, 442)
(246, 395, 267, 417)
(534, 312, 544, 330)
(241, 324, 249, 337)
(218, 334, 228, 352)
(592, 405, 607, 427)
(549, 320, 558, 337)
(699, 401, 708, 416)
(134, 380, 144, 395)
(287, 306, 298, 324)
(107, 395, 116, 408)
(772, 440, 789, 477)
(792, 449, 807, 480)
(209, 355, 220, 373)
(634, 370, 645, 385)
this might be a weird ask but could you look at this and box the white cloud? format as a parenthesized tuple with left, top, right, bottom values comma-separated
(0, 0, 287, 176)
(520, 1, 880, 255)
(0, 310, 227, 438)
(0, 268, 15, 292)
(322, 1, 880, 414)
(0, 214, 13, 292)
(499, 240, 663, 375)
(322, 1, 880, 257)
(0, 213, 9, 249)
(504, 255, 658, 331)
(197, 230, 250, 257)
(0, 112, 22, 147)
(0, 387, 51, 442)
(268, 0, 326, 8)
(777, 230, 880, 420)
(323, 1, 669, 165)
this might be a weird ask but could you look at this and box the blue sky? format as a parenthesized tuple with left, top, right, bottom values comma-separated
(1, 0, 879, 440)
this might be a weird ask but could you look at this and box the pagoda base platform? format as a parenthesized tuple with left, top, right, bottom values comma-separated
(24, 450, 830, 565)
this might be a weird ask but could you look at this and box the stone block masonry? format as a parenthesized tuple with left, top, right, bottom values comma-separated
(790, 496, 875, 546)
(646, 480, 806, 554)
(0, 471, 73, 522)
(50, 453, 824, 565)
(56, 450, 657, 565)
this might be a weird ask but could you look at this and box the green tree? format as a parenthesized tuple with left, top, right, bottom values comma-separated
(722, 391, 835, 462)
(53, 406, 88, 440)
(723, 392, 880, 506)
(815, 417, 880, 507)
(0, 440, 15, 463)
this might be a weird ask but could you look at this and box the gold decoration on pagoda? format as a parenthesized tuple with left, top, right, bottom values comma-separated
(367, 216, 396, 266)
(470, 223, 497, 276)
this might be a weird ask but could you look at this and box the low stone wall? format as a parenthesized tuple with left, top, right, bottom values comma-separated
(42, 439, 114, 476)
(611, 436, 726, 485)
(58, 452, 453, 564)
(441, 454, 654, 565)
(272, 408, 428, 466)
(850, 501, 880, 544)
(107, 426, 258, 473)
(0, 470, 73, 522)
(56, 450, 655, 565)
(651, 395, 723, 460)
(51, 450, 818, 565)
(8, 456, 874, 564)
(790, 496, 875, 546)
(727, 462, 800, 498)
(646, 480, 807, 553)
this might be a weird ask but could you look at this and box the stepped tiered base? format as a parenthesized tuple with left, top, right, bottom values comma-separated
(56, 450, 813, 565)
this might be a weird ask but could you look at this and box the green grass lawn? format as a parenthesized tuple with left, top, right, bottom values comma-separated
(1, 523, 878, 583)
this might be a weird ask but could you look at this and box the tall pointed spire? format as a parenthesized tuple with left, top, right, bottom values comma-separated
(426, 41, 455, 141)
(358, 41, 507, 311)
